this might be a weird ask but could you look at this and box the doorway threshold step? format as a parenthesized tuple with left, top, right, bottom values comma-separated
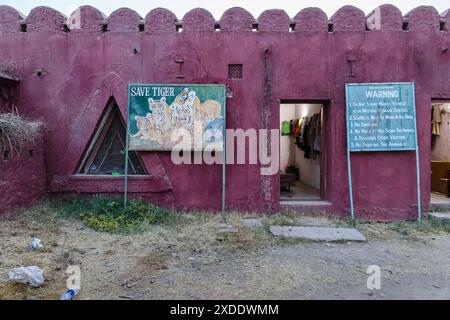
(280, 200, 332, 206)
(428, 202, 450, 212)
(269, 226, 367, 242)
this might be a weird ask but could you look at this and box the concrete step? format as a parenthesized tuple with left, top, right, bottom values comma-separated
(280, 200, 333, 215)
(427, 203, 450, 212)
(269, 225, 367, 242)
(428, 212, 450, 223)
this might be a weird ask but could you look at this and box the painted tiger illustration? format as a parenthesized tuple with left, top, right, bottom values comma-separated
(132, 96, 171, 145)
(169, 89, 221, 131)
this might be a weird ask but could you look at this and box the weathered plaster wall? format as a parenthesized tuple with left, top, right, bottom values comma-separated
(1, 4, 450, 220)
(0, 140, 46, 214)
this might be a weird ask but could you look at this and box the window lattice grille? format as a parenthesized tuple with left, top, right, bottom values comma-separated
(228, 64, 243, 79)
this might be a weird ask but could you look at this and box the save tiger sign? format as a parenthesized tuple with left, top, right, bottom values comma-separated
(127, 84, 226, 151)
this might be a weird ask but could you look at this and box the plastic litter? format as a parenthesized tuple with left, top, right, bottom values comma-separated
(29, 238, 43, 250)
(8, 266, 44, 287)
(60, 288, 79, 300)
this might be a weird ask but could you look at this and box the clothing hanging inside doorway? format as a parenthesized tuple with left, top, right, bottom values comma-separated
(287, 113, 321, 159)
(432, 104, 443, 136)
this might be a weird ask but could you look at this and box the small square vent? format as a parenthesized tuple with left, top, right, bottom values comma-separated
(228, 64, 243, 79)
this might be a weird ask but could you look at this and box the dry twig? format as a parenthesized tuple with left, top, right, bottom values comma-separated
(0, 105, 45, 156)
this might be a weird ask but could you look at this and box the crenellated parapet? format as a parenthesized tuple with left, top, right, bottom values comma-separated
(329, 5, 366, 32)
(182, 8, 216, 32)
(67, 5, 106, 32)
(24, 6, 66, 33)
(257, 9, 290, 32)
(366, 4, 403, 31)
(0, 5, 449, 34)
(293, 7, 328, 33)
(0, 5, 24, 33)
(144, 8, 177, 33)
(219, 7, 254, 32)
(442, 9, 450, 31)
(404, 6, 441, 31)
(108, 8, 142, 32)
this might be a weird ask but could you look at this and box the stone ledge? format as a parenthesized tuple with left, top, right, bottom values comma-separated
(428, 212, 450, 223)
(270, 225, 367, 242)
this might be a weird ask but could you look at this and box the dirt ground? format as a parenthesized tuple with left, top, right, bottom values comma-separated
(1, 203, 450, 300)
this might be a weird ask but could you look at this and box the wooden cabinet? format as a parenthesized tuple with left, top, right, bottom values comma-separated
(431, 161, 450, 196)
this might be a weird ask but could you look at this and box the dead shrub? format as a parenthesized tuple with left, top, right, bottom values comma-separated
(0, 106, 45, 156)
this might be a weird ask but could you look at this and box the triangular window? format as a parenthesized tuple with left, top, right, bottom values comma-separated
(77, 98, 147, 175)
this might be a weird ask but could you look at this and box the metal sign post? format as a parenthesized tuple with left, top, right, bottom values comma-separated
(345, 82, 421, 223)
(124, 85, 131, 208)
(411, 83, 421, 224)
(221, 97, 226, 223)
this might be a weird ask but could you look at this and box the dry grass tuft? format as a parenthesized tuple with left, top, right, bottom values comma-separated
(0, 106, 45, 156)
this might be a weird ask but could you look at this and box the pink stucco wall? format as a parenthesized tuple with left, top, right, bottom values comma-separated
(1, 4, 450, 220)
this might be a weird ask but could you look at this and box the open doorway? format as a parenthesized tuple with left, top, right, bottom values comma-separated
(430, 101, 450, 204)
(279, 103, 324, 201)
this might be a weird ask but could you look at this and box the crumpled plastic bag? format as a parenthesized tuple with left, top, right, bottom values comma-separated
(8, 266, 44, 287)
(29, 238, 43, 250)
